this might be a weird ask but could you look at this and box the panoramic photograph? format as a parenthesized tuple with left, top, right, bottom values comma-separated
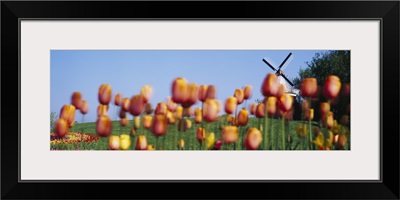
(50, 50, 350, 151)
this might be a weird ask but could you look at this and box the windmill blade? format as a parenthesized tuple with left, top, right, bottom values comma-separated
(277, 52, 293, 70)
(281, 74, 294, 86)
(280, 55, 293, 71)
(262, 58, 277, 71)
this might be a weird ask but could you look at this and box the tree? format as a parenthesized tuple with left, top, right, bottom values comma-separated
(292, 50, 350, 121)
(50, 112, 58, 131)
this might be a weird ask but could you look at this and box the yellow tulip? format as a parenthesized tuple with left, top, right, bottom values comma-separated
(140, 85, 152, 104)
(108, 135, 120, 150)
(206, 132, 216, 150)
(119, 134, 131, 150)
(143, 115, 153, 129)
(133, 116, 141, 129)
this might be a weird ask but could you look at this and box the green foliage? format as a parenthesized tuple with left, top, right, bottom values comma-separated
(50, 112, 58, 131)
(292, 50, 350, 120)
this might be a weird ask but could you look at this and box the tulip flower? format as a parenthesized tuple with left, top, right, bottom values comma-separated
(255, 103, 265, 118)
(166, 111, 176, 124)
(155, 102, 168, 115)
(196, 127, 206, 142)
(55, 118, 69, 137)
(198, 85, 209, 102)
(184, 106, 195, 117)
(206, 132, 216, 150)
(120, 116, 129, 127)
(98, 84, 112, 105)
(237, 108, 249, 126)
(171, 77, 188, 104)
(301, 78, 318, 97)
(323, 75, 341, 99)
(243, 85, 253, 100)
(129, 94, 145, 116)
(234, 89, 245, 105)
(151, 114, 167, 136)
(302, 100, 309, 111)
(203, 99, 219, 122)
(245, 128, 262, 150)
(214, 140, 222, 150)
(313, 132, 325, 150)
(182, 83, 198, 108)
(166, 96, 178, 112)
(278, 93, 293, 113)
(334, 134, 347, 149)
(143, 115, 153, 129)
(122, 98, 130, 112)
(305, 109, 314, 120)
(224, 96, 237, 114)
(186, 119, 192, 129)
(261, 73, 279, 97)
(296, 123, 307, 138)
(97, 104, 108, 117)
(205, 85, 216, 99)
(119, 134, 131, 150)
(135, 135, 148, 150)
(147, 145, 155, 150)
(134, 116, 141, 129)
(320, 102, 330, 118)
(114, 93, 122, 106)
(177, 139, 185, 150)
(342, 83, 350, 97)
(276, 84, 286, 98)
(60, 104, 76, 127)
(222, 126, 239, 144)
(119, 107, 126, 119)
(267, 97, 277, 116)
(71, 92, 83, 110)
(323, 112, 334, 129)
(174, 106, 183, 120)
(144, 103, 153, 114)
(96, 115, 112, 137)
(140, 85, 152, 103)
(80, 100, 89, 115)
(250, 103, 257, 115)
(194, 107, 202, 124)
(330, 120, 342, 135)
(108, 136, 120, 150)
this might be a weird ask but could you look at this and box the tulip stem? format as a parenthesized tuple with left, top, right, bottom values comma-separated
(282, 113, 286, 150)
(308, 97, 312, 150)
(155, 136, 159, 150)
(264, 98, 269, 150)
(174, 122, 178, 150)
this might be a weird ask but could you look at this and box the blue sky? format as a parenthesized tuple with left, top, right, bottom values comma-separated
(51, 50, 327, 122)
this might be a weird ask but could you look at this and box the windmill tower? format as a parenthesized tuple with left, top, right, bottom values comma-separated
(262, 52, 299, 97)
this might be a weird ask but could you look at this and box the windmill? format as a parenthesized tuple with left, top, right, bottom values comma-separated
(262, 52, 299, 97)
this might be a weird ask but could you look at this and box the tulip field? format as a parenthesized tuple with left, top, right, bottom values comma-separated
(51, 73, 351, 151)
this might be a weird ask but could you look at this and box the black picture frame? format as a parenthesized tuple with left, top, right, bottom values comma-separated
(1, 1, 399, 199)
